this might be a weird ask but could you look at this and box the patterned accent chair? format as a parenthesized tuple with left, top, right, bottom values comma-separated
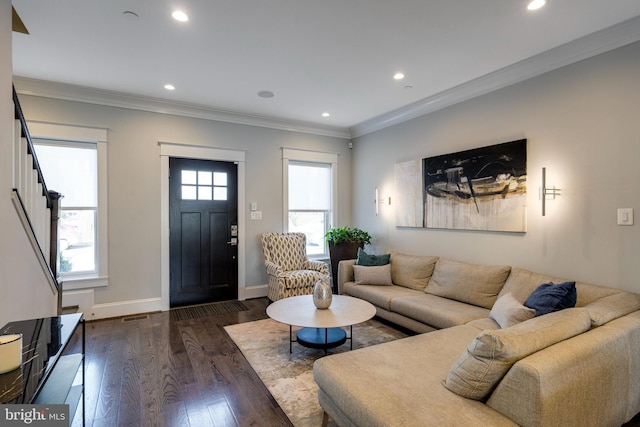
(261, 232, 330, 301)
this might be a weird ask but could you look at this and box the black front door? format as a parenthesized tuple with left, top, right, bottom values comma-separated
(169, 157, 238, 307)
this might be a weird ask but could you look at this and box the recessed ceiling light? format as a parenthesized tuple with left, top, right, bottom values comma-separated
(322, 112, 331, 118)
(393, 72, 405, 80)
(527, 0, 546, 11)
(172, 10, 189, 22)
(164, 84, 175, 91)
(258, 90, 275, 98)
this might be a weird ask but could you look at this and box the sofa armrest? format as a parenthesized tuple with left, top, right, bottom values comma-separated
(487, 321, 635, 426)
(337, 259, 357, 294)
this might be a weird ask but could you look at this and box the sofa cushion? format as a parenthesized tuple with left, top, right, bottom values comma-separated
(444, 307, 592, 401)
(524, 281, 577, 316)
(356, 248, 390, 266)
(353, 264, 392, 285)
(498, 268, 640, 326)
(497, 267, 562, 302)
(489, 292, 536, 328)
(582, 291, 640, 326)
(390, 293, 490, 329)
(314, 325, 519, 427)
(389, 252, 438, 291)
(343, 282, 419, 311)
(426, 259, 511, 309)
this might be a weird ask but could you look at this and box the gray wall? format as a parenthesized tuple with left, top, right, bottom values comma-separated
(352, 41, 640, 293)
(17, 95, 352, 310)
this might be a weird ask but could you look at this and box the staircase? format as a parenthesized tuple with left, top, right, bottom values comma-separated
(11, 85, 62, 313)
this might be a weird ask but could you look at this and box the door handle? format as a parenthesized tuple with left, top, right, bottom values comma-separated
(227, 238, 238, 246)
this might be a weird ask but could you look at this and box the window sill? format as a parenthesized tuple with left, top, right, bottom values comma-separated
(61, 276, 108, 291)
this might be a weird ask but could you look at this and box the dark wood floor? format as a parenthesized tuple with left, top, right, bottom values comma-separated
(64, 297, 640, 427)
(67, 298, 292, 427)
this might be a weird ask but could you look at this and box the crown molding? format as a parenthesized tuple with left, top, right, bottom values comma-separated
(14, 15, 640, 141)
(350, 15, 640, 138)
(12, 77, 352, 140)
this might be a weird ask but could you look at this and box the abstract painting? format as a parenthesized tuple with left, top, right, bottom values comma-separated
(423, 139, 527, 232)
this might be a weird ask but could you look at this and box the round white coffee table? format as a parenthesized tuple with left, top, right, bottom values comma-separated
(266, 294, 376, 353)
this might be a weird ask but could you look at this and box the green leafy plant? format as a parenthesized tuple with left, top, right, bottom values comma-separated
(325, 226, 371, 246)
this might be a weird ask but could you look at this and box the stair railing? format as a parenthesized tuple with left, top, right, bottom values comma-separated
(11, 85, 62, 312)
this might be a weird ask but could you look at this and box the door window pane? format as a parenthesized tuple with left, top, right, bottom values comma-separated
(198, 171, 212, 185)
(198, 186, 213, 200)
(182, 185, 197, 200)
(214, 172, 227, 186)
(181, 170, 226, 201)
(213, 187, 227, 200)
(182, 170, 197, 185)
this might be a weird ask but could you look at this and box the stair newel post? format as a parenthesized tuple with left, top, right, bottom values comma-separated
(48, 190, 63, 313)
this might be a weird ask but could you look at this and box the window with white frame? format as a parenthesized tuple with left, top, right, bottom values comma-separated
(34, 140, 98, 275)
(29, 121, 109, 289)
(283, 149, 337, 257)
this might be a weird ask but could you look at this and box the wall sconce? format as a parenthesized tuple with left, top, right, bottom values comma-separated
(375, 187, 391, 216)
(541, 167, 561, 216)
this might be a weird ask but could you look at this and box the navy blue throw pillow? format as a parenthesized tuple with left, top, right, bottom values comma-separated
(356, 248, 390, 266)
(524, 281, 577, 316)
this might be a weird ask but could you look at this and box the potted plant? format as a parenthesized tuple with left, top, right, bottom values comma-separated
(325, 226, 372, 292)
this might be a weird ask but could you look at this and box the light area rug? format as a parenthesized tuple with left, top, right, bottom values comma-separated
(224, 318, 408, 427)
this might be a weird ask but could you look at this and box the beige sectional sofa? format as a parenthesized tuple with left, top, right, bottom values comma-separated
(313, 253, 640, 426)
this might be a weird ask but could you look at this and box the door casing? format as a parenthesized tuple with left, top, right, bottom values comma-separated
(159, 142, 251, 311)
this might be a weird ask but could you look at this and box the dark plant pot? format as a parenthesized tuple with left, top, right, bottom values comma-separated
(328, 241, 363, 293)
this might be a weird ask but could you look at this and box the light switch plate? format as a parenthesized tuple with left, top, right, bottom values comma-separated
(250, 211, 262, 220)
(617, 208, 634, 226)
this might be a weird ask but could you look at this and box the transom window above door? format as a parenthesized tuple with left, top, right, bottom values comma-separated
(181, 170, 228, 201)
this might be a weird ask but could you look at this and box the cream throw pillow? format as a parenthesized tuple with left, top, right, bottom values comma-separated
(444, 308, 591, 400)
(489, 292, 535, 328)
(353, 264, 393, 286)
(389, 251, 438, 291)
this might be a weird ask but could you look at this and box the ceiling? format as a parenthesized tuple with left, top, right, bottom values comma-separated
(11, 1, 640, 138)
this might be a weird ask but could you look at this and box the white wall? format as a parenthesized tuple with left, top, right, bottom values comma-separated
(15, 95, 352, 318)
(352, 41, 640, 293)
(0, 1, 58, 326)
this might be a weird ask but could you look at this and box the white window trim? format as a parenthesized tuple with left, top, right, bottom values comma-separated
(27, 121, 109, 290)
(282, 148, 338, 258)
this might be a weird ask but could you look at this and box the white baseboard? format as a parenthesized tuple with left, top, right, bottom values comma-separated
(64, 286, 267, 320)
(63, 289, 163, 320)
(90, 297, 163, 320)
(241, 284, 268, 300)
